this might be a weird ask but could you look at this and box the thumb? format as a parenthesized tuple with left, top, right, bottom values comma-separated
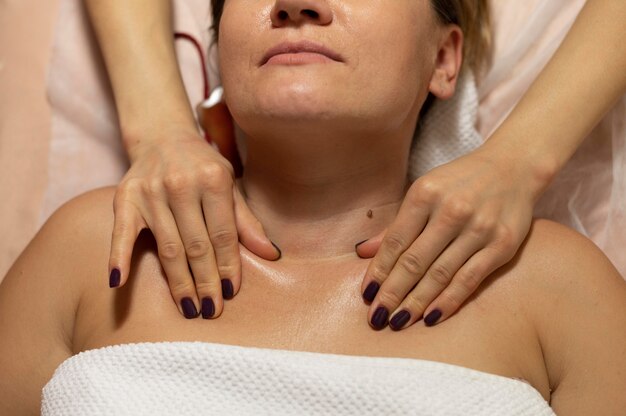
(233, 186, 281, 261)
(355, 229, 386, 259)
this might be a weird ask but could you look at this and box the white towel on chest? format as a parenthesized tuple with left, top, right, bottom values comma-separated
(42, 342, 554, 415)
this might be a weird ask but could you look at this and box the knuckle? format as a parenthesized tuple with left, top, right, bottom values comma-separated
(428, 262, 453, 287)
(195, 281, 222, 295)
(198, 163, 233, 192)
(163, 172, 191, 195)
(439, 290, 463, 311)
(382, 232, 407, 255)
(412, 177, 441, 203)
(441, 198, 473, 225)
(159, 241, 183, 261)
(112, 218, 133, 237)
(457, 267, 482, 293)
(398, 251, 426, 277)
(217, 262, 240, 281)
(376, 287, 405, 307)
(184, 237, 211, 260)
(168, 279, 196, 299)
(210, 229, 238, 248)
(403, 292, 429, 315)
(116, 177, 143, 201)
(368, 265, 389, 284)
(144, 178, 165, 199)
(494, 225, 518, 254)
(469, 215, 497, 237)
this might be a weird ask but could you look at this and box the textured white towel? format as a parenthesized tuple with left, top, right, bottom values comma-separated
(42, 342, 554, 415)
(409, 70, 483, 180)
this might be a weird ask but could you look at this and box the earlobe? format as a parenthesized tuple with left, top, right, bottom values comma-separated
(428, 26, 464, 100)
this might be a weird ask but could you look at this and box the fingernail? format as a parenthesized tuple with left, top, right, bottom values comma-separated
(270, 241, 282, 260)
(424, 309, 442, 327)
(201, 297, 215, 319)
(221, 279, 234, 300)
(355, 239, 369, 259)
(109, 268, 121, 288)
(181, 297, 198, 319)
(389, 310, 411, 331)
(370, 306, 389, 330)
(355, 239, 368, 250)
(362, 281, 380, 303)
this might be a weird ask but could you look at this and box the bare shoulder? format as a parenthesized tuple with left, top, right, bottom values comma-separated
(517, 219, 625, 303)
(0, 187, 116, 415)
(46, 186, 117, 238)
(515, 219, 626, 414)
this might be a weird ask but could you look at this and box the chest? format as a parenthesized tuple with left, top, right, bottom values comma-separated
(74, 253, 547, 397)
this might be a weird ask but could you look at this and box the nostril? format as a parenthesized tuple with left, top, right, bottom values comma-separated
(277, 10, 289, 20)
(301, 9, 319, 19)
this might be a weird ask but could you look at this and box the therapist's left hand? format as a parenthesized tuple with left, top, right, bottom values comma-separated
(357, 143, 549, 330)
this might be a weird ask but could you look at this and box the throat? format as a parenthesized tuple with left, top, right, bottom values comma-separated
(243, 192, 403, 261)
(238, 133, 411, 261)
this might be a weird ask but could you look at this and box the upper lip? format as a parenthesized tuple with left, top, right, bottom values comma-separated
(260, 40, 344, 65)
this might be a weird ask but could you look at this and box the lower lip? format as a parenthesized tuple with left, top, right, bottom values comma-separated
(265, 52, 335, 66)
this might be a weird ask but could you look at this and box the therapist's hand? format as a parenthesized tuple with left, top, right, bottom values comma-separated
(357, 143, 547, 330)
(109, 125, 280, 319)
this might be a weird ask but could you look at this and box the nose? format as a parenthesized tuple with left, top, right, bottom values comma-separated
(270, 0, 333, 27)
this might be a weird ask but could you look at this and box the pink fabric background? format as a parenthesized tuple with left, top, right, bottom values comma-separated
(0, 0, 59, 278)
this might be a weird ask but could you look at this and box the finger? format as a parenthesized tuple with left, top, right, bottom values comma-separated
(109, 195, 146, 289)
(355, 230, 385, 259)
(368, 219, 459, 329)
(233, 186, 280, 260)
(201, 186, 241, 301)
(387, 231, 485, 330)
(422, 246, 511, 327)
(169, 197, 224, 319)
(360, 199, 430, 301)
(147, 201, 200, 319)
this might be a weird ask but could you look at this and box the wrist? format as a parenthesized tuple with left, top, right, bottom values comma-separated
(480, 134, 559, 203)
(122, 119, 202, 163)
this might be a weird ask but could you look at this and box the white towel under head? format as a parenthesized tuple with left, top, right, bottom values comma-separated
(409, 70, 483, 180)
(42, 341, 554, 415)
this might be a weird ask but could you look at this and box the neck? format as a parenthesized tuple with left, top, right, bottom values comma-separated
(240, 128, 411, 261)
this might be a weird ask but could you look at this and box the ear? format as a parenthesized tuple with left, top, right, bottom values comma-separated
(428, 25, 463, 100)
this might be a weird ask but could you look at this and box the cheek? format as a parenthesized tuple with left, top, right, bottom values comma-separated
(352, 22, 434, 126)
(217, 3, 266, 115)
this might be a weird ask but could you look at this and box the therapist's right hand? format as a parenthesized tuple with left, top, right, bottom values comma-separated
(108, 125, 281, 319)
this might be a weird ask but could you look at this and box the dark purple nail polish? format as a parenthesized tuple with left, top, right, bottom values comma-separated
(109, 268, 121, 288)
(221, 279, 234, 300)
(270, 241, 282, 260)
(181, 297, 198, 319)
(389, 310, 411, 331)
(362, 281, 380, 303)
(201, 297, 215, 319)
(424, 309, 442, 327)
(370, 306, 389, 330)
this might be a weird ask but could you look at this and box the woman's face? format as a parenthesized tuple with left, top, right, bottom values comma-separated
(218, 0, 449, 138)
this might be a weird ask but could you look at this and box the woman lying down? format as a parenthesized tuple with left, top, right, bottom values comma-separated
(2, 0, 625, 414)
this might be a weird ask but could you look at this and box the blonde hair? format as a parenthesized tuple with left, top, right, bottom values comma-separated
(431, 0, 492, 74)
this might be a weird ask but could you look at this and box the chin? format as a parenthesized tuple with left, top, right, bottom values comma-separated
(249, 81, 339, 121)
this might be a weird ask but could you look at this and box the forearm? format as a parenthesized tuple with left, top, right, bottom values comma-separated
(484, 0, 626, 195)
(84, 0, 198, 156)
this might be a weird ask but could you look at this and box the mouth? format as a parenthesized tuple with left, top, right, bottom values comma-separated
(260, 41, 344, 66)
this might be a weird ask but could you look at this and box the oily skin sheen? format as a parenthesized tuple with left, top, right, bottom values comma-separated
(5, 2, 626, 415)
